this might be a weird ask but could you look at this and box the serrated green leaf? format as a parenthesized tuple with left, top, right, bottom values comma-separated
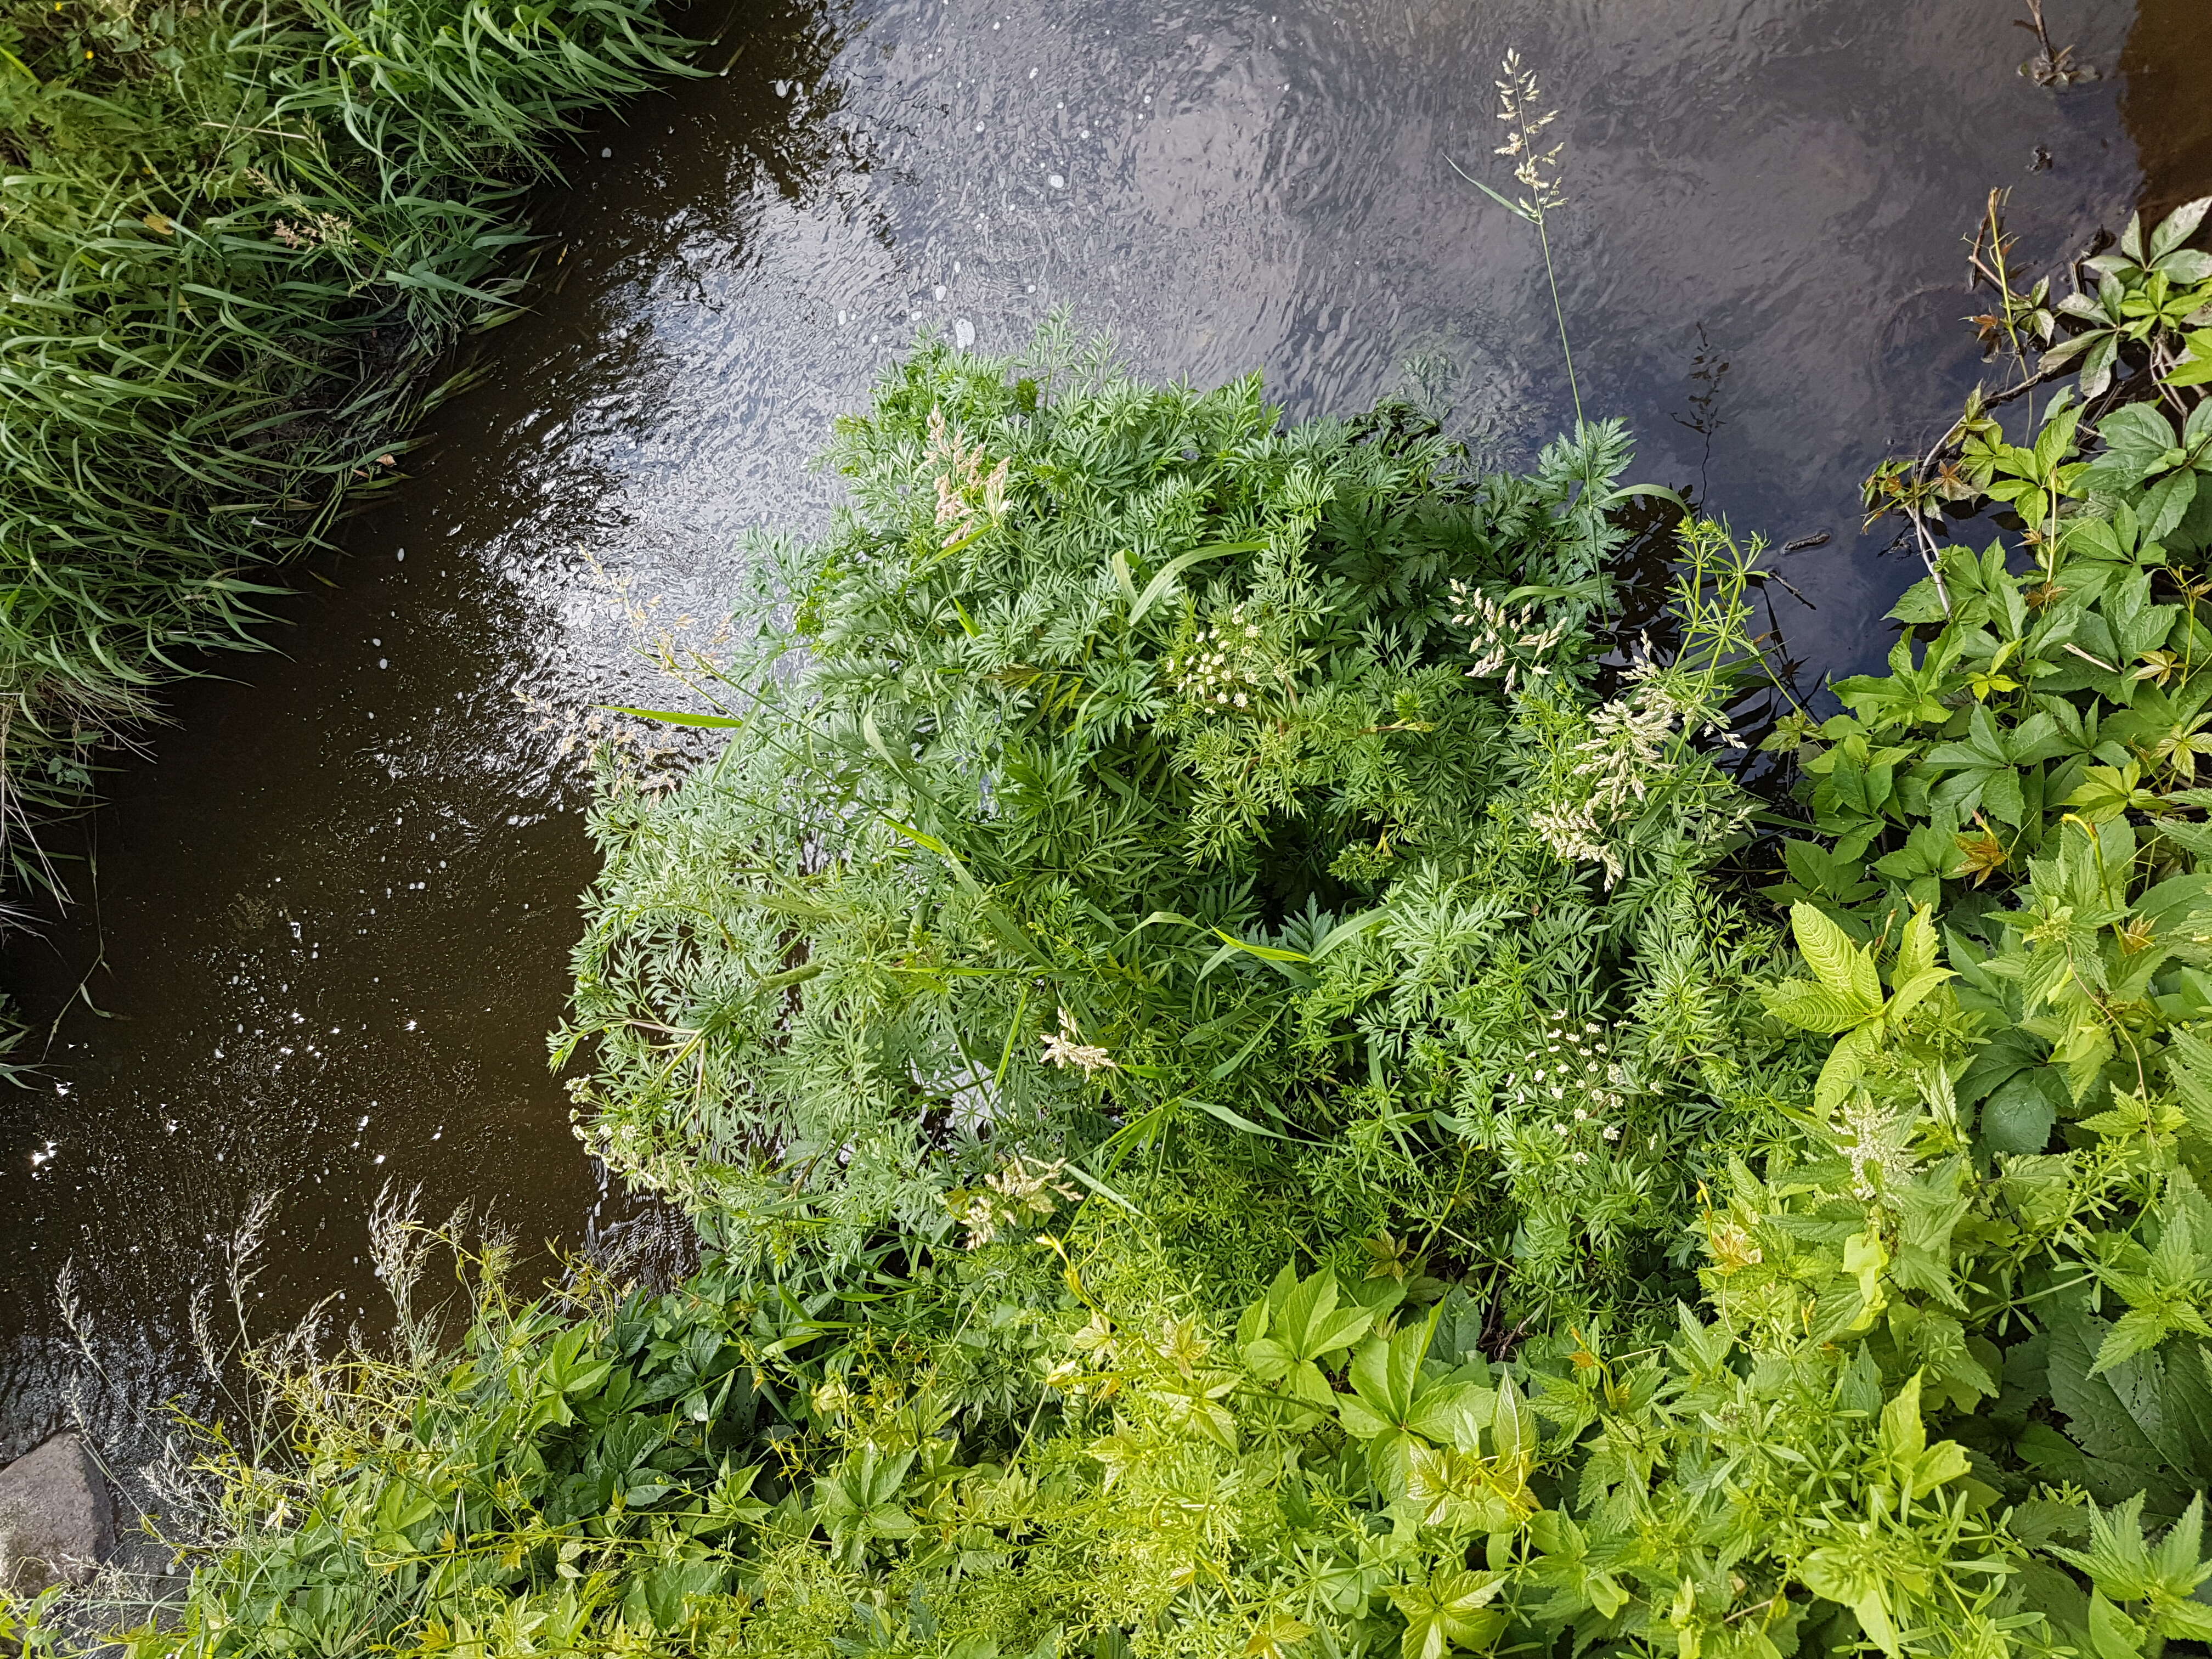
(1792, 900, 1880, 1005)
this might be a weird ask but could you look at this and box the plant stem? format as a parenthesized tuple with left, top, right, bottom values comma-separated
(1536, 213, 1583, 428)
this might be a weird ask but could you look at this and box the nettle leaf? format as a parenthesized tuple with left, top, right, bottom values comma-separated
(2045, 1294, 2212, 1505)
(2090, 1187, 2212, 1374)
(2052, 1494, 2212, 1645)
(1983, 1067, 2064, 1153)
(1387, 1567, 1506, 1659)
(2165, 1026, 2212, 1146)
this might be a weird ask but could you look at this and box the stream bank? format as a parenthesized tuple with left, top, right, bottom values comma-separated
(3, 0, 2203, 1466)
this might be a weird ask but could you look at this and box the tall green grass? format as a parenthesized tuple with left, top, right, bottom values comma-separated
(0, 0, 695, 891)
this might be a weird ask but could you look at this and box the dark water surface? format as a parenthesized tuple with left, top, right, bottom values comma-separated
(3, 0, 2205, 1455)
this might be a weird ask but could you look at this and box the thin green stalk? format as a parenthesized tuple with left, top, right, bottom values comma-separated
(1535, 213, 1582, 429)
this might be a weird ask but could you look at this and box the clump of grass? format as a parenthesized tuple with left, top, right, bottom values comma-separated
(0, 0, 696, 899)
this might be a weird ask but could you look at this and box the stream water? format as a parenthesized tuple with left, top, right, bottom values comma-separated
(2, 0, 2204, 1461)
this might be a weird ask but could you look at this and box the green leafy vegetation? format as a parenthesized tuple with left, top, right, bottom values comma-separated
(0, 0, 693, 888)
(50, 193, 2212, 1656)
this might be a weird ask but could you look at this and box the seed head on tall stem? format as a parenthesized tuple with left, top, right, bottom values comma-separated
(1455, 49, 1582, 426)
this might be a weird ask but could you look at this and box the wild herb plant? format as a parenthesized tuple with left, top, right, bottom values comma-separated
(551, 287, 2212, 1653)
(560, 323, 1766, 1336)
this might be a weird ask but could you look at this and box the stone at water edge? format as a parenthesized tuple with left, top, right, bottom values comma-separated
(0, 1433, 114, 1595)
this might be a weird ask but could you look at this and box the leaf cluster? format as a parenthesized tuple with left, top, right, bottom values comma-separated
(105, 258, 2212, 1658)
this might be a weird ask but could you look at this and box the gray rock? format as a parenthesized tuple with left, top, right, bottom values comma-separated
(0, 1434, 114, 1596)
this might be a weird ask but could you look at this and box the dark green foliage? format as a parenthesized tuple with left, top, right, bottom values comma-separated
(0, 0, 693, 885)
(560, 326, 1787, 1337)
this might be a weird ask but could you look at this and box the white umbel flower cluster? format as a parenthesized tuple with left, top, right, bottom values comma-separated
(1496, 1010, 1633, 1165)
(1166, 603, 1269, 713)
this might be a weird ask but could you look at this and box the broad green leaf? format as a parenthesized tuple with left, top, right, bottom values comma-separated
(2087, 1592, 2144, 1659)
(1885, 967, 1954, 1023)
(1387, 1568, 1505, 1659)
(1763, 979, 1876, 1034)
(1791, 900, 1880, 1005)
(2151, 196, 2212, 259)
(2141, 470, 2199, 545)
(1983, 1069, 2062, 1154)
(1404, 1381, 1489, 1452)
(1895, 905, 1940, 986)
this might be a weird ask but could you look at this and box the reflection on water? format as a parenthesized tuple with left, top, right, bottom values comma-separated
(1, 0, 2199, 1459)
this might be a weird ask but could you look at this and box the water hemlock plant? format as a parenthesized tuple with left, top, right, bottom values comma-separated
(0, 0, 695, 893)
(58, 192, 2212, 1655)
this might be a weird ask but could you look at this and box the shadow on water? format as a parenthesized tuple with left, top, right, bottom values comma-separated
(6, 0, 2212, 1470)
(2121, 0, 2212, 218)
